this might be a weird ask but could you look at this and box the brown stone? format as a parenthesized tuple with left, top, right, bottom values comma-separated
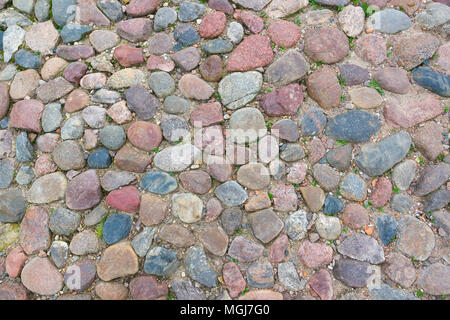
(159, 224, 195, 248)
(306, 66, 341, 109)
(65, 89, 90, 113)
(9, 99, 44, 133)
(226, 35, 274, 72)
(95, 281, 129, 300)
(223, 262, 246, 298)
(267, 20, 301, 48)
(304, 27, 349, 63)
(199, 226, 229, 256)
(199, 55, 224, 82)
(139, 193, 168, 226)
(19, 206, 50, 255)
(342, 203, 369, 229)
(127, 121, 162, 152)
(97, 242, 139, 281)
(129, 275, 168, 300)
(355, 34, 387, 65)
(179, 170, 212, 194)
(114, 145, 152, 173)
(21, 257, 63, 295)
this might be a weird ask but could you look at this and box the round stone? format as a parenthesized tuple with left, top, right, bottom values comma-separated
(171, 193, 203, 223)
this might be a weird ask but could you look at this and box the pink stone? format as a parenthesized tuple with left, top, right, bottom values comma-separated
(36, 133, 60, 153)
(127, 121, 162, 152)
(194, 125, 225, 155)
(19, 206, 50, 255)
(267, 20, 301, 48)
(384, 95, 443, 128)
(306, 66, 341, 110)
(205, 197, 223, 222)
(107, 101, 133, 125)
(117, 18, 153, 42)
(239, 290, 283, 300)
(226, 35, 274, 72)
(369, 177, 392, 207)
(342, 203, 370, 229)
(298, 240, 333, 269)
(287, 162, 308, 184)
(259, 83, 303, 116)
(309, 269, 334, 300)
(5, 246, 27, 278)
(223, 262, 246, 298)
(56, 45, 95, 61)
(9, 99, 44, 133)
(76, 0, 110, 26)
(179, 74, 214, 100)
(234, 9, 264, 33)
(355, 34, 387, 65)
(146, 55, 175, 72)
(308, 137, 326, 164)
(269, 234, 289, 264)
(206, 155, 232, 182)
(208, 0, 234, 14)
(106, 185, 141, 213)
(272, 183, 298, 212)
(114, 45, 144, 67)
(199, 11, 227, 38)
(190, 102, 224, 127)
(34, 154, 57, 177)
(66, 169, 102, 210)
(65, 89, 90, 113)
(0, 83, 9, 119)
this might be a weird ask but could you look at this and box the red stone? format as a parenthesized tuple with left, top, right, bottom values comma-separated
(309, 269, 334, 300)
(199, 11, 227, 38)
(304, 27, 349, 64)
(384, 95, 443, 128)
(114, 45, 144, 67)
(140, 193, 168, 226)
(9, 99, 44, 133)
(127, 121, 162, 152)
(190, 102, 224, 127)
(369, 177, 392, 207)
(126, 0, 161, 17)
(269, 234, 289, 264)
(223, 262, 246, 298)
(146, 55, 175, 72)
(63, 62, 88, 83)
(267, 20, 301, 48)
(308, 137, 326, 164)
(129, 276, 168, 300)
(19, 206, 50, 255)
(259, 83, 303, 116)
(226, 35, 273, 72)
(199, 55, 223, 82)
(105, 185, 141, 213)
(234, 9, 264, 33)
(5, 246, 27, 278)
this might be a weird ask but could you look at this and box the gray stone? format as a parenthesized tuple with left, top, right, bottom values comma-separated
(340, 173, 366, 201)
(3, 24, 25, 63)
(42, 103, 63, 133)
(337, 233, 385, 264)
(14, 50, 41, 69)
(284, 210, 308, 241)
(391, 194, 414, 213)
(416, 3, 450, 30)
(16, 132, 34, 162)
(397, 216, 435, 261)
(333, 258, 374, 288)
(392, 160, 416, 191)
(355, 131, 411, 176)
(218, 72, 263, 110)
(0, 188, 26, 223)
(50, 241, 68, 268)
(60, 23, 92, 44)
(52, 140, 85, 171)
(214, 181, 248, 207)
(131, 227, 156, 258)
(154, 7, 177, 31)
(264, 50, 310, 86)
(35, 0, 50, 21)
(171, 279, 205, 300)
(153, 144, 201, 172)
(15, 165, 34, 186)
(52, 0, 76, 26)
(163, 96, 190, 114)
(280, 144, 305, 162)
(101, 170, 137, 191)
(61, 115, 84, 140)
(247, 260, 274, 289)
(27, 172, 67, 204)
(148, 72, 175, 98)
(92, 89, 121, 104)
(0, 8, 31, 28)
(98, 125, 126, 151)
(178, 1, 205, 22)
(0, 158, 14, 189)
(202, 39, 233, 54)
(315, 213, 341, 240)
(144, 246, 179, 276)
(228, 107, 266, 143)
(227, 21, 244, 44)
(423, 190, 450, 214)
(84, 203, 108, 227)
(97, 0, 123, 22)
(278, 262, 303, 291)
(366, 9, 412, 34)
(82, 106, 106, 129)
(49, 207, 81, 236)
(184, 246, 218, 288)
(326, 110, 381, 143)
(370, 283, 418, 300)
